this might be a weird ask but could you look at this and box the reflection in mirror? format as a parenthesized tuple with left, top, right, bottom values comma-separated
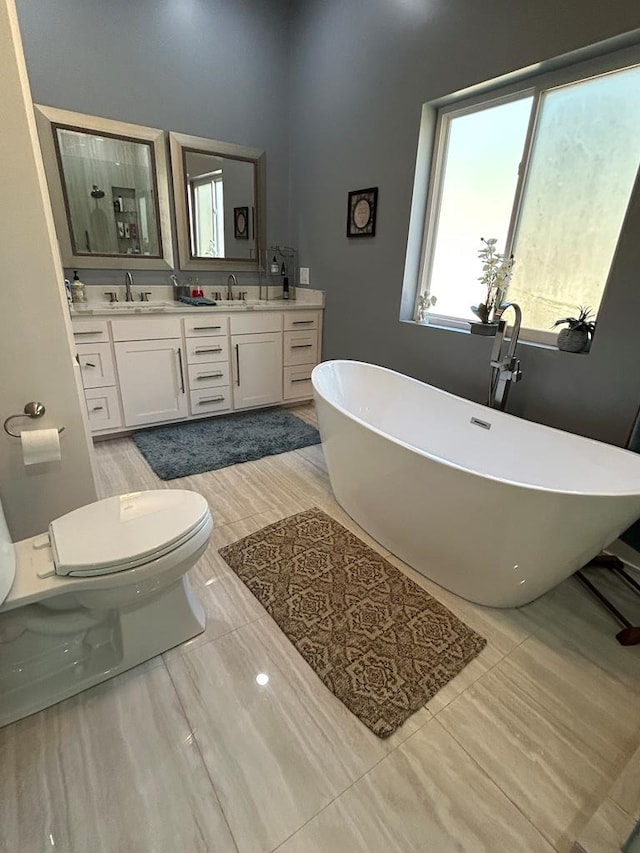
(34, 106, 174, 270)
(185, 151, 255, 260)
(170, 132, 264, 271)
(54, 127, 162, 258)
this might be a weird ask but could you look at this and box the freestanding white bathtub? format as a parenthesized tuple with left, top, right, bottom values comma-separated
(312, 360, 640, 607)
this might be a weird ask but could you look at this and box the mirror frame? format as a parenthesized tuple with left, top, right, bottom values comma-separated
(34, 105, 174, 270)
(169, 131, 265, 271)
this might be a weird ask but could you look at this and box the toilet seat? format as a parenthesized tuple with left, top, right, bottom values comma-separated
(49, 490, 210, 577)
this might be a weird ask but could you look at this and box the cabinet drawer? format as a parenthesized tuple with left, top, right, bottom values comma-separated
(230, 312, 282, 335)
(186, 336, 229, 364)
(283, 366, 314, 400)
(111, 317, 182, 341)
(190, 386, 231, 415)
(84, 387, 122, 431)
(76, 343, 116, 388)
(72, 319, 109, 342)
(283, 311, 319, 332)
(284, 330, 318, 367)
(187, 361, 230, 390)
(183, 315, 229, 337)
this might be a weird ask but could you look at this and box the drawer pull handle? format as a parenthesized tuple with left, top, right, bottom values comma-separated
(235, 343, 240, 386)
(192, 325, 222, 331)
(291, 344, 313, 349)
(198, 396, 225, 404)
(91, 405, 105, 411)
(291, 377, 311, 383)
(74, 330, 103, 335)
(195, 347, 223, 354)
(197, 372, 224, 380)
(83, 362, 97, 368)
(292, 320, 314, 325)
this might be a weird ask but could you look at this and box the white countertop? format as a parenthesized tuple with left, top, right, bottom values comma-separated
(70, 289, 325, 317)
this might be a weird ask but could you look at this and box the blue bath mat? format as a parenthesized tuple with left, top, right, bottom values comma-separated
(132, 408, 321, 480)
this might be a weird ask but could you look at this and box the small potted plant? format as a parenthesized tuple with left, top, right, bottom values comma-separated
(553, 306, 596, 353)
(470, 237, 515, 335)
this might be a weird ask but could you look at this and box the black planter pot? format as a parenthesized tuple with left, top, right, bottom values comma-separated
(469, 321, 499, 337)
(557, 328, 589, 353)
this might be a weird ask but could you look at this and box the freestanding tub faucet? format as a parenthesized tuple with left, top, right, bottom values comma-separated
(488, 302, 523, 411)
(124, 271, 135, 302)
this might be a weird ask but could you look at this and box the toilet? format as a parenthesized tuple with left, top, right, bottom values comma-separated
(0, 489, 212, 727)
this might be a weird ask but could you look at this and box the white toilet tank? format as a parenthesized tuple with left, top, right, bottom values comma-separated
(0, 494, 16, 606)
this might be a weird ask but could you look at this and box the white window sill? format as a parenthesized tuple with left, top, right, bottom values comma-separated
(401, 316, 574, 353)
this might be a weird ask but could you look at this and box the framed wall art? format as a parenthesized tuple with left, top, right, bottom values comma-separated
(347, 187, 378, 238)
(234, 206, 249, 239)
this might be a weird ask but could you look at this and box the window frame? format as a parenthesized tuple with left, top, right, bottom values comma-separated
(414, 44, 640, 344)
(188, 169, 225, 258)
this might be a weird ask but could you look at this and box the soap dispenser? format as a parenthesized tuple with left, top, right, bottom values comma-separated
(70, 270, 87, 303)
(281, 261, 289, 300)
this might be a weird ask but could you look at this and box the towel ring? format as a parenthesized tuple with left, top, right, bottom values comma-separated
(3, 402, 65, 439)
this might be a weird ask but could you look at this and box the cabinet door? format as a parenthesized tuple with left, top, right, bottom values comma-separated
(114, 339, 188, 427)
(232, 333, 283, 410)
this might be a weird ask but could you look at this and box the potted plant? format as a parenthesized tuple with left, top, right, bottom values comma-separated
(470, 237, 515, 335)
(553, 306, 596, 353)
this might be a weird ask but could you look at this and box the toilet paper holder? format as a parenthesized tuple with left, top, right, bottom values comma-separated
(3, 402, 66, 439)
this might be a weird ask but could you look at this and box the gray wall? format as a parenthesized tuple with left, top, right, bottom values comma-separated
(15, 0, 291, 286)
(287, 0, 640, 446)
(14, 0, 640, 444)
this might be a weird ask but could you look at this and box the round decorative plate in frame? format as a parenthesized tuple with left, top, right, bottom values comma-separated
(234, 206, 249, 239)
(347, 187, 378, 238)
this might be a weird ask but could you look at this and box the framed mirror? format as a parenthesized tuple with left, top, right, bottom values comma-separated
(34, 105, 174, 270)
(170, 132, 265, 271)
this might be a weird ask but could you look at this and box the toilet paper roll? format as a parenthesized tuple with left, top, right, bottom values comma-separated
(20, 429, 61, 466)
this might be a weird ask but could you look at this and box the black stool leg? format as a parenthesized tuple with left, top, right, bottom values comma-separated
(575, 563, 640, 647)
(585, 553, 624, 570)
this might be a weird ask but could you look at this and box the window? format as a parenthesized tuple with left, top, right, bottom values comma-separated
(188, 171, 225, 258)
(416, 51, 640, 342)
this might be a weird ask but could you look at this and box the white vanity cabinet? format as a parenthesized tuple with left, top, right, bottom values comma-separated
(230, 313, 283, 410)
(71, 305, 322, 435)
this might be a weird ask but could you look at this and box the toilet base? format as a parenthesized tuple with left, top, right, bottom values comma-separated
(0, 576, 205, 728)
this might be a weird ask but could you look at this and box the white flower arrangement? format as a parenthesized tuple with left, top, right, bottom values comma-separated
(417, 292, 437, 323)
(471, 237, 515, 324)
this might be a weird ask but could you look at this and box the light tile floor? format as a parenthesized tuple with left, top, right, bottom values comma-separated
(2, 404, 640, 853)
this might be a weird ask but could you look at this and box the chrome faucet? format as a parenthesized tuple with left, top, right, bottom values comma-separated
(124, 271, 135, 302)
(488, 302, 523, 411)
(227, 273, 237, 301)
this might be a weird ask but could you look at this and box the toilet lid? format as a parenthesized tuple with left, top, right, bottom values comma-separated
(49, 490, 210, 575)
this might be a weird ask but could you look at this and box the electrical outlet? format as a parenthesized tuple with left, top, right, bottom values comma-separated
(299, 267, 310, 285)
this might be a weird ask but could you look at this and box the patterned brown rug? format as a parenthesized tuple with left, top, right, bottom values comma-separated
(219, 508, 486, 737)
